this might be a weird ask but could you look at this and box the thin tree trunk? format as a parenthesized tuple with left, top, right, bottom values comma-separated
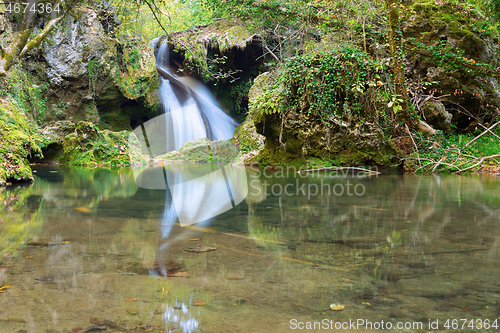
(386, 0, 415, 129)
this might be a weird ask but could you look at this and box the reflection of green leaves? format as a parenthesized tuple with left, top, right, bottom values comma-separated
(386, 230, 401, 249)
(0, 187, 44, 256)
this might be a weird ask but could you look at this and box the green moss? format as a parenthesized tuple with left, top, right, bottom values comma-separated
(404, 0, 499, 43)
(157, 138, 239, 163)
(112, 40, 158, 100)
(60, 121, 148, 166)
(0, 101, 49, 185)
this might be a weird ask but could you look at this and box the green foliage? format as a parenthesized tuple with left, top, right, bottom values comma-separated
(112, 40, 157, 100)
(407, 38, 500, 76)
(87, 59, 101, 97)
(489, 0, 500, 20)
(408, 128, 500, 173)
(109, 0, 214, 42)
(253, 48, 392, 123)
(2, 65, 48, 125)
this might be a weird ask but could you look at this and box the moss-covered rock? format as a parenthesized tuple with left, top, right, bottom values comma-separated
(229, 73, 267, 163)
(60, 121, 148, 166)
(249, 53, 402, 168)
(402, 0, 500, 130)
(156, 138, 239, 163)
(168, 18, 257, 77)
(0, 100, 46, 185)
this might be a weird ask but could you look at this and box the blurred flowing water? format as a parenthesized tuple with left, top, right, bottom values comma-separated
(154, 40, 237, 152)
(1, 165, 500, 332)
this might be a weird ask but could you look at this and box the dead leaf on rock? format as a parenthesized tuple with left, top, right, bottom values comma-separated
(330, 303, 345, 311)
(186, 246, 216, 253)
(167, 271, 190, 277)
(193, 300, 206, 306)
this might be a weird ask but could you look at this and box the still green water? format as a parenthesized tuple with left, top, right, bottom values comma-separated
(1, 165, 500, 332)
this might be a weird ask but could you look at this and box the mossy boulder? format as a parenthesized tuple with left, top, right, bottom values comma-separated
(156, 138, 239, 163)
(0, 100, 46, 185)
(229, 73, 267, 163)
(402, 0, 500, 130)
(60, 121, 148, 166)
(249, 55, 401, 168)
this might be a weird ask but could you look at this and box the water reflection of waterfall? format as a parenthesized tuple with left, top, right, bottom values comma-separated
(154, 39, 238, 151)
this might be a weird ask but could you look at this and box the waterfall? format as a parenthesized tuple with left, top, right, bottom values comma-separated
(154, 39, 238, 152)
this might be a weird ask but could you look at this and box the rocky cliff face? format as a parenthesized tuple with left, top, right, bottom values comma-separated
(24, 5, 160, 131)
(0, 5, 159, 184)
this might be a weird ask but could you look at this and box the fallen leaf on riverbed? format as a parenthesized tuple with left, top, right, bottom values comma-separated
(25, 256, 33, 259)
(190, 238, 201, 241)
(125, 298, 137, 302)
(186, 246, 216, 253)
(193, 300, 206, 306)
(75, 207, 92, 213)
(330, 303, 345, 311)
(167, 271, 190, 277)
(227, 276, 245, 280)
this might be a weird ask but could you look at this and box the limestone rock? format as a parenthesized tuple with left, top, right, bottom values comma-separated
(60, 121, 148, 165)
(157, 138, 240, 163)
(422, 101, 452, 131)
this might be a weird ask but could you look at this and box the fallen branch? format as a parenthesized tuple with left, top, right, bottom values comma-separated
(406, 123, 421, 167)
(462, 121, 500, 148)
(453, 154, 500, 174)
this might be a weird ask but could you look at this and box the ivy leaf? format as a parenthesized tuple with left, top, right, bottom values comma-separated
(393, 105, 403, 114)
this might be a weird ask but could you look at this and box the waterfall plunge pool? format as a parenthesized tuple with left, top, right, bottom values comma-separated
(1, 165, 500, 332)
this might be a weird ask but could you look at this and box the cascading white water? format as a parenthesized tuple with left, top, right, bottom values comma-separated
(155, 40, 238, 152)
